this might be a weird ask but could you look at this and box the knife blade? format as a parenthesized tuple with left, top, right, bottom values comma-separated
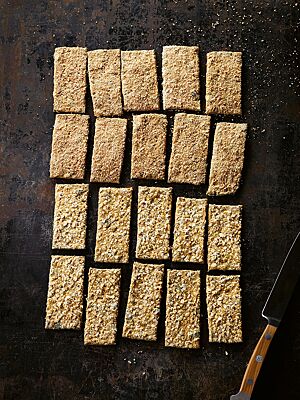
(230, 231, 300, 400)
(262, 232, 300, 326)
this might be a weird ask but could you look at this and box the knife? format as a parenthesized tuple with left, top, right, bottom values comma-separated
(230, 231, 300, 400)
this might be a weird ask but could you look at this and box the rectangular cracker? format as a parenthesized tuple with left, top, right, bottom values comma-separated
(52, 184, 89, 249)
(168, 113, 211, 185)
(90, 118, 127, 183)
(206, 275, 242, 343)
(172, 197, 207, 263)
(95, 187, 132, 263)
(208, 205, 242, 271)
(136, 187, 172, 260)
(53, 47, 87, 113)
(84, 268, 121, 345)
(131, 114, 167, 180)
(162, 46, 200, 111)
(206, 51, 242, 115)
(88, 49, 122, 117)
(165, 270, 201, 348)
(45, 256, 85, 329)
(50, 114, 89, 179)
(207, 122, 247, 196)
(122, 262, 164, 341)
(121, 50, 160, 112)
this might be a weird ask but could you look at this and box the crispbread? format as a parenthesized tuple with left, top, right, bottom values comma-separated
(208, 204, 242, 271)
(162, 46, 200, 111)
(165, 269, 201, 348)
(84, 268, 121, 345)
(121, 50, 160, 112)
(95, 187, 132, 263)
(136, 187, 172, 260)
(52, 184, 89, 250)
(172, 197, 207, 263)
(206, 275, 242, 343)
(206, 51, 242, 115)
(207, 122, 247, 196)
(123, 262, 164, 341)
(53, 47, 87, 113)
(45, 256, 85, 330)
(50, 114, 89, 179)
(131, 114, 167, 180)
(88, 49, 122, 116)
(168, 113, 211, 185)
(90, 118, 127, 183)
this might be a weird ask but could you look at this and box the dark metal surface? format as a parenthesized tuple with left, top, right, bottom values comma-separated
(262, 232, 300, 327)
(0, 1, 300, 400)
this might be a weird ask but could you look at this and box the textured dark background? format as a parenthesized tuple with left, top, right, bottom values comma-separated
(1, 1, 300, 399)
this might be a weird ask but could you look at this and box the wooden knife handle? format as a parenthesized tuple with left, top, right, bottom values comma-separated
(230, 324, 277, 400)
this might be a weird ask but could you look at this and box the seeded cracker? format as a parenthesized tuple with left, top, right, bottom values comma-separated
(91, 118, 127, 183)
(84, 268, 121, 345)
(136, 187, 172, 260)
(168, 114, 211, 185)
(131, 114, 167, 180)
(162, 46, 200, 111)
(207, 122, 247, 196)
(95, 188, 132, 263)
(52, 184, 89, 250)
(208, 204, 242, 271)
(172, 198, 207, 263)
(206, 51, 242, 115)
(165, 270, 201, 348)
(53, 47, 87, 113)
(88, 49, 122, 117)
(123, 263, 164, 341)
(45, 256, 85, 329)
(206, 275, 242, 343)
(50, 114, 89, 179)
(121, 50, 160, 112)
